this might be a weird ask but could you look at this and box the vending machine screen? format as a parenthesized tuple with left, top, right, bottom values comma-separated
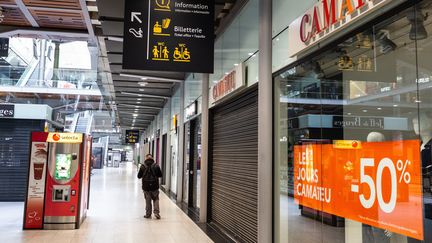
(55, 154, 72, 180)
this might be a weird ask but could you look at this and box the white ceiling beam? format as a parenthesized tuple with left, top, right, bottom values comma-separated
(79, 0, 96, 44)
(14, 0, 39, 27)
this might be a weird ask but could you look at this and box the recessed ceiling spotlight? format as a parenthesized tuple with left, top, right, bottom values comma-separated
(137, 98, 142, 101)
(377, 107, 382, 110)
(393, 104, 398, 107)
(133, 114, 138, 117)
(139, 89, 145, 92)
(137, 102, 141, 104)
(139, 82, 148, 86)
(362, 110, 368, 113)
(234, 63, 239, 66)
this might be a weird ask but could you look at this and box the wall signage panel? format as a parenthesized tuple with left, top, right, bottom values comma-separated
(126, 130, 140, 144)
(288, 0, 393, 57)
(0, 104, 14, 117)
(123, 0, 214, 73)
(185, 100, 197, 120)
(294, 140, 424, 240)
(0, 38, 9, 57)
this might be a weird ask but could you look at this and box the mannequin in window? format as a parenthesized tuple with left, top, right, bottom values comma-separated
(413, 113, 432, 169)
(409, 113, 432, 243)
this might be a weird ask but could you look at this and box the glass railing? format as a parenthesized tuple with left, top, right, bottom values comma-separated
(0, 66, 98, 90)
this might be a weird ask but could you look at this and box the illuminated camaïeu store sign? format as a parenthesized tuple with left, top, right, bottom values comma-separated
(294, 140, 424, 240)
(288, 0, 392, 57)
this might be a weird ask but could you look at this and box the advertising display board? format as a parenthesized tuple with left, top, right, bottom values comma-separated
(294, 140, 424, 240)
(123, 0, 214, 73)
(23, 132, 48, 229)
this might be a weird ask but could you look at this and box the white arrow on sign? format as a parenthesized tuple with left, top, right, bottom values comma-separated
(131, 12, 142, 23)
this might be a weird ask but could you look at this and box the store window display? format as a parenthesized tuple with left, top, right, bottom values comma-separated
(274, 2, 432, 243)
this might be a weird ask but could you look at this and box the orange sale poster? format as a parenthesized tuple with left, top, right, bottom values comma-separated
(294, 140, 424, 240)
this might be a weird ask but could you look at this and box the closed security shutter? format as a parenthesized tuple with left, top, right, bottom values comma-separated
(0, 119, 44, 201)
(210, 87, 258, 243)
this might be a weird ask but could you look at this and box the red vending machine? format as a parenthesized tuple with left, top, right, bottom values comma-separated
(23, 132, 92, 230)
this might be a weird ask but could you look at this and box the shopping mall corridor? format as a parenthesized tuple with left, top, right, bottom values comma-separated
(0, 162, 213, 243)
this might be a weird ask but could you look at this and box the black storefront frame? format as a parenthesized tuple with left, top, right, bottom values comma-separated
(272, 1, 422, 242)
(182, 115, 202, 211)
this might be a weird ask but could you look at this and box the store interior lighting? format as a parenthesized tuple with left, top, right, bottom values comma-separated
(376, 30, 397, 54)
(407, 7, 429, 40)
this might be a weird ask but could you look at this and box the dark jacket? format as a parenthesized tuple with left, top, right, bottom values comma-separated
(137, 159, 163, 191)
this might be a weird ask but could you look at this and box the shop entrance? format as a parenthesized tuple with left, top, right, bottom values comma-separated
(161, 134, 167, 185)
(274, 2, 432, 242)
(183, 117, 201, 210)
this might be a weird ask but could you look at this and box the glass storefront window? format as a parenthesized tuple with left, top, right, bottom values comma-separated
(275, 2, 432, 243)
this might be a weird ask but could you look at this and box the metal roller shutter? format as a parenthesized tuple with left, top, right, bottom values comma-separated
(209, 87, 258, 243)
(0, 119, 44, 201)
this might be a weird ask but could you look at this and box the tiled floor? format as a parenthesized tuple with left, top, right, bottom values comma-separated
(0, 162, 213, 243)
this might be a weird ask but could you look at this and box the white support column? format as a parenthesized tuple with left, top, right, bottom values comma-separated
(199, 74, 210, 223)
(177, 82, 185, 203)
(258, 0, 273, 242)
(165, 98, 172, 192)
(158, 111, 163, 165)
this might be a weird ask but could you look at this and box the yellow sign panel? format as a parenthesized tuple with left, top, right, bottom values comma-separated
(333, 140, 362, 149)
(47, 133, 83, 144)
(153, 18, 171, 36)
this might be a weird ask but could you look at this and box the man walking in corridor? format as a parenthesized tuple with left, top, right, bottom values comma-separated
(138, 154, 163, 219)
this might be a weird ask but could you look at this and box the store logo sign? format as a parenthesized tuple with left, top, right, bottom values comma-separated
(47, 133, 83, 143)
(185, 101, 197, 120)
(289, 0, 392, 57)
(0, 104, 14, 117)
(210, 64, 244, 104)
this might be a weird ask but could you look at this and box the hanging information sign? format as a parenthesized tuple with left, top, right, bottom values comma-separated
(123, 0, 214, 73)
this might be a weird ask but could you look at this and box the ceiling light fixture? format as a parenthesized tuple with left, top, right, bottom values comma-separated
(407, 7, 428, 40)
(120, 91, 169, 99)
(377, 30, 397, 54)
(120, 73, 183, 83)
(138, 82, 148, 86)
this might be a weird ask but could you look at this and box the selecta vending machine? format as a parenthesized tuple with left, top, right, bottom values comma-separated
(23, 132, 92, 230)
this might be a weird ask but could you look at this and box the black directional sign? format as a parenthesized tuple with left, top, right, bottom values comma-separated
(125, 130, 140, 144)
(123, 0, 214, 73)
